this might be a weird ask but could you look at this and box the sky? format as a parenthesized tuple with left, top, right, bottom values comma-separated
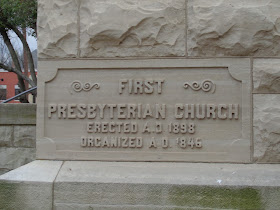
(0, 29, 37, 72)
(8, 29, 37, 52)
(27, 34, 37, 51)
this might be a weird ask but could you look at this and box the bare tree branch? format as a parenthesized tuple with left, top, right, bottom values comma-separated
(0, 29, 25, 90)
(0, 29, 36, 92)
(12, 26, 37, 84)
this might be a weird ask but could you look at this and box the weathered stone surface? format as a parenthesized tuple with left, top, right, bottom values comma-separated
(54, 161, 280, 209)
(1, 161, 280, 209)
(37, 0, 79, 58)
(0, 169, 9, 176)
(54, 186, 280, 210)
(0, 104, 36, 125)
(254, 59, 280, 93)
(254, 95, 280, 163)
(0, 126, 12, 147)
(37, 59, 251, 163)
(0, 161, 63, 210)
(79, 0, 185, 57)
(187, 0, 280, 56)
(14, 126, 36, 148)
(0, 148, 36, 171)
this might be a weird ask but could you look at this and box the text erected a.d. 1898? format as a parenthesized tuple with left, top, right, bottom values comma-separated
(37, 59, 251, 162)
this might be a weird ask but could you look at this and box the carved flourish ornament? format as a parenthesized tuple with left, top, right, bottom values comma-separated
(71, 81, 100, 92)
(183, 80, 216, 93)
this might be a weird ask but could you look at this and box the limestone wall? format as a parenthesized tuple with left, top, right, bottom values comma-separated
(35, 0, 280, 163)
(0, 104, 36, 175)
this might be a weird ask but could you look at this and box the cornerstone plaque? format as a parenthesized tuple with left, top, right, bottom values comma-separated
(37, 59, 251, 162)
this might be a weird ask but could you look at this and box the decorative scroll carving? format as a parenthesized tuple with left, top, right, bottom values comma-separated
(184, 80, 216, 93)
(71, 81, 100, 93)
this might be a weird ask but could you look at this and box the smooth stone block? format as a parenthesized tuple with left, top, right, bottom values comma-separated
(0, 126, 13, 147)
(79, 0, 186, 57)
(0, 160, 63, 210)
(1, 161, 279, 209)
(253, 59, 280, 93)
(0, 104, 36, 125)
(14, 126, 36, 148)
(0, 147, 36, 171)
(254, 94, 280, 163)
(187, 0, 280, 56)
(0, 169, 10, 176)
(36, 59, 251, 163)
(54, 161, 280, 209)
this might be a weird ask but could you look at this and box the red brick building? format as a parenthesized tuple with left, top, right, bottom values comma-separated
(0, 71, 20, 103)
(0, 70, 37, 103)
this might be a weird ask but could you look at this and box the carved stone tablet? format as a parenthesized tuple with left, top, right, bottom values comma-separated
(37, 59, 251, 162)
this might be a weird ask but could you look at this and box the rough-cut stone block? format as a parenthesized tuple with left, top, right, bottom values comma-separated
(14, 126, 36, 148)
(254, 95, 280, 163)
(0, 126, 13, 147)
(254, 59, 280, 93)
(0, 161, 63, 210)
(0, 104, 36, 125)
(79, 0, 185, 57)
(0, 148, 36, 171)
(37, 0, 79, 58)
(187, 0, 280, 56)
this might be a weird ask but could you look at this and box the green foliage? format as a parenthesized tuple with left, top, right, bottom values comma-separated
(0, 0, 37, 34)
